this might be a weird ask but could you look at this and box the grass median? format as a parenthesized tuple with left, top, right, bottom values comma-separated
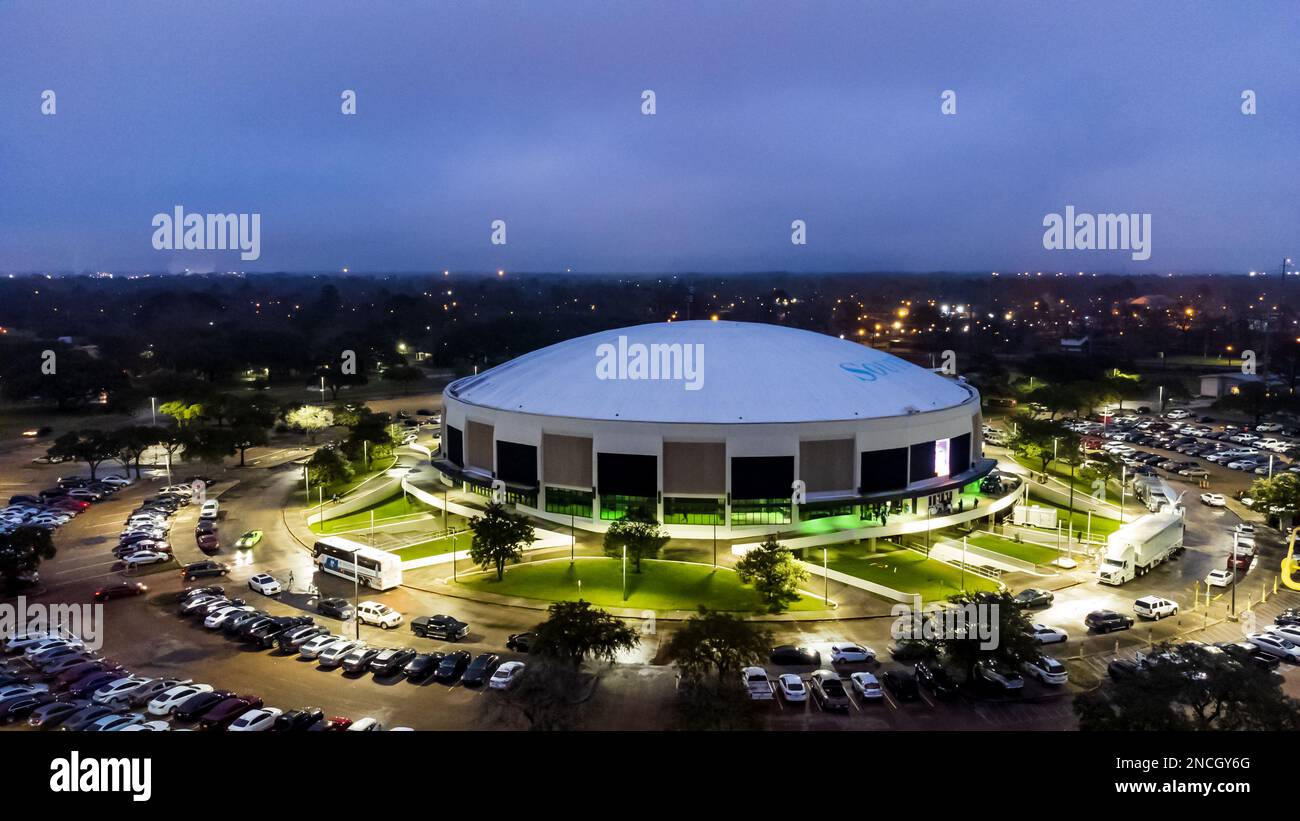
(822, 542, 1000, 602)
(453, 558, 823, 613)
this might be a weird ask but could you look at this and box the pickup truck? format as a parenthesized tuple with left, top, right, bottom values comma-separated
(741, 666, 774, 701)
(410, 614, 469, 641)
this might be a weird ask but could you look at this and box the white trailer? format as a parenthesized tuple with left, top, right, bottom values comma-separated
(1097, 509, 1185, 585)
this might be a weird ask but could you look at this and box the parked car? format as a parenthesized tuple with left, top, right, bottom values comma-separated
(403, 652, 445, 682)
(197, 695, 264, 730)
(1134, 596, 1179, 620)
(410, 614, 468, 640)
(277, 624, 328, 653)
(1086, 610, 1134, 633)
(462, 653, 501, 687)
(228, 707, 282, 732)
(273, 707, 325, 731)
(357, 601, 402, 629)
(1022, 655, 1069, 685)
(1247, 634, 1300, 662)
(299, 634, 346, 660)
(505, 632, 536, 652)
(975, 660, 1025, 692)
(148, 683, 213, 716)
(849, 672, 883, 700)
(880, 670, 920, 701)
(434, 650, 473, 683)
(317, 640, 363, 669)
(1205, 569, 1235, 588)
(829, 643, 875, 664)
(370, 647, 419, 677)
(488, 660, 526, 690)
(769, 645, 820, 666)
(808, 669, 850, 710)
(914, 660, 959, 699)
(341, 646, 383, 673)
(317, 597, 354, 620)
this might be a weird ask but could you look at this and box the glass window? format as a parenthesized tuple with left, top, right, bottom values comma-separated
(599, 494, 656, 521)
(545, 487, 593, 518)
(663, 497, 724, 525)
(730, 498, 791, 526)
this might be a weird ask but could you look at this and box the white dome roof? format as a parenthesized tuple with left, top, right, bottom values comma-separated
(446, 320, 975, 424)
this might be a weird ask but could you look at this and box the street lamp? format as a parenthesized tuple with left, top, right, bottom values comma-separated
(149, 396, 156, 427)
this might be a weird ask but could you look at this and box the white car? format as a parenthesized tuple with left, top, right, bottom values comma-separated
(299, 634, 346, 660)
(1235, 523, 1256, 537)
(1200, 493, 1227, 507)
(93, 676, 155, 706)
(1205, 569, 1234, 588)
(1177, 467, 1208, 478)
(100, 476, 132, 487)
(357, 601, 402, 629)
(247, 573, 282, 596)
(204, 605, 253, 629)
(347, 717, 382, 731)
(0, 683, 49, 700)
(126, 678, 189, 707)
(86, 713, 146, 732)
(148, 683, 213, 716)
(1248, 633, 1300, 661)
(123, 550, 171, 568)
(1028, 624, 1069, 644)
(849, 672, 883, 700)
(1133, 596, 1179, 620)
(120, 720, 171, 732)
(3, 630, 59, 653)
(777, 673, 807, 702)
(199, 500, 219, 519)
(1164, 409, 1191, 420)
(1021, 656, 1068, 685)
(489, 660, 526, 690)
(318, 639, 363, 668)
(829, 643, 876, 664)
(1266, 624, 1300, 645)
(228, 707, 283, 732)
(22, 637, 83, 659)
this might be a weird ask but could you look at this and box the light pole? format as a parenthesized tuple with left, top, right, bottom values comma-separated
(353, 554, 360, 640)
(1120, 465, 1126, 523)
(823, 547, 829, 604)
(712, 521, 717, 569)
(570, 510, 575, 563)
(319, 376, 326, 405)
(961, 535, 967, 591)
(451, 532, 457, 581)
(622, 544, 628, 602)
(149, 396, 156, 427)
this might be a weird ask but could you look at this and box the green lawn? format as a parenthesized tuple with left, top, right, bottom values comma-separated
(963, 533, 1061, 566)
(824, 543, 999, 602)
(454, 558, 824, 612)
(299, 454, 398, 506)
(1025, 493, 1122, 537)
(390, 532, 464, 561)
(310, 491, 434, 534)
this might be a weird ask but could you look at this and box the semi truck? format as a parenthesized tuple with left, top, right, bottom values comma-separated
(1097, 509, 1185, 585)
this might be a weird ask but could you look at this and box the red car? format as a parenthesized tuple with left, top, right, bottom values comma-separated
(196, 694, 263, 730)
(308, 716, 352, 732)
(196, 531, 220, 553)
(53, 498, 90, 513)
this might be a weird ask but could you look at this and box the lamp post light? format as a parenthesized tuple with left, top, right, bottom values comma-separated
(150, 396, 156, 427)
(823, 547, 829, 604)
(622, 544, 628, 602)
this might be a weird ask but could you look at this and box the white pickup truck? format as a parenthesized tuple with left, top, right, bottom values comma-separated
(742, 666, 775, 701)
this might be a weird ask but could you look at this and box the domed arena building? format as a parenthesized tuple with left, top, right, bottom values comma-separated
(433, 320, 999, 539)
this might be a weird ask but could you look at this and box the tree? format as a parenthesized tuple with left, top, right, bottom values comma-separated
(1009, 416, 1068, 476)
(664, 607, 772, 685)
(531, 599, 639, 670)
(1074, 642, 1300, 730)
(47, 429, 119, 480)
(734, 535, 808, 612)
(112, 425, 164, 478)
(601, 515, 669, 573)
(383, 364, 423, 395)
(158, 400, 203, 428)
(1247, 473, 1300, 522)
(468, 502, 535, 581)
(231, 424, 270, 467)
(0, 526, 56, 591)
(181, 427, 238, 465)
(917, 590, 1042, 686)
(285, 405, 334, 442)
(306, 446, 353, 488)
(317, 365, 368, 400)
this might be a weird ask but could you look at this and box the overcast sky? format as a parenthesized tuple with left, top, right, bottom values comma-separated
(1, 1, 1296, 274)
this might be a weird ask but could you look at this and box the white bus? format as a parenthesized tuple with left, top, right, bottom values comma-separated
(312, 536, 403, 591)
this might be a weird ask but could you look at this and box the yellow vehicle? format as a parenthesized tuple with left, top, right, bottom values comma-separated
(1283, 527, 1300, 592)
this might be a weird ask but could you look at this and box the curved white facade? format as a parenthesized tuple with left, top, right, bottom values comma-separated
(437, 321, 991, 537)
